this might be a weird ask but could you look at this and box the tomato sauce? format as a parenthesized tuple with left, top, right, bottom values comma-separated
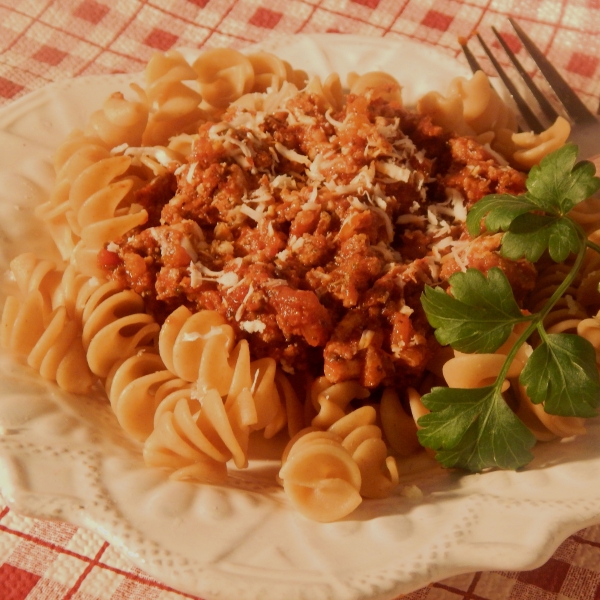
(101, 88, 534, 389)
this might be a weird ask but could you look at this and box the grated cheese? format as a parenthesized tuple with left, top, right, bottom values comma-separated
(240, 204, 265, 223)
(358, 330, 375, 349)
(122, 145, 182, 169)
(325, 108, 343, 128)
(400, 304, 414, 316)
(375, 160, 411, 182)
(291, 236, 305, 251)
(235, 284, 254, 321)
(565, 294, 580, 315)
(370, 206, 394, 242)
(240, 320, 267, 334)
(181, 326, 226, 342)
(186, 161, 198, 184)
(271, 174, 296, 189)
(180, 236, 198, 262)
(188, 261, 240, 289)
(275, 142, 311, 166)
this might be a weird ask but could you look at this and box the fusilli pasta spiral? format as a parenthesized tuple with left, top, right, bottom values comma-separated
(1, 255, 94, 394)
(35, 132, 111, 259)
(81, 281, 160, 378)
(70, 156, 148, 277)
(105, 351, 183, 441)
(140, 305, 298, 481)
(193, 48, 255, 112)
(379, 387, 423, 457)
(278, 429, 363, 522)
(84, 88, 148, 149)
(328, 405, 399, 499)
(142, 50, 205, 146)
(278, 376, 400, 519)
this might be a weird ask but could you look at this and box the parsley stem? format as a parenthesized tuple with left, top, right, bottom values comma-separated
(492, 227, 587, 390)
(586, 239, 600, 256)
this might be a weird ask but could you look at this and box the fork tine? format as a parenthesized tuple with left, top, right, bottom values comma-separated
(491, 26, 559, 123)
(508, 18, 598, 125)
(460, 40, 484, 74)
(474, 33, 545, 133)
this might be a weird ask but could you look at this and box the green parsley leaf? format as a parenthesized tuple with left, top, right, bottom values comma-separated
(466, 194, 539, 237)
(417, 386, 536, 471)
(500, 212, 581, 263)
(421, 268, 527, 353)
(466, 144, 599, 264)
(418, 143, 600, 474)
(526, 143, 600, 214)
(520, 333, 600, 418)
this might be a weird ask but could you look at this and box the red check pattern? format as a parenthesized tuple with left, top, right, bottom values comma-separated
(1, 0, 600, 108)
(1, 0, 600, 598)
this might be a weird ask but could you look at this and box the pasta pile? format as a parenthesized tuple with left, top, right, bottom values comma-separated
(0, 46, 593, 522)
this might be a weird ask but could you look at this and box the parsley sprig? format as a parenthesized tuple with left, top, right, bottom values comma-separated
(418, 144, 600, 472)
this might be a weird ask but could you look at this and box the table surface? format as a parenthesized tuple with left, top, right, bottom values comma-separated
(1, 1, 600, 599)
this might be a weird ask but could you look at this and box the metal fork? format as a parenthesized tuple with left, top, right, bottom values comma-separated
(461, 18, 600, 163)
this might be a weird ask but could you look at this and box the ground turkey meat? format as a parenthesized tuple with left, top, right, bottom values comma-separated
(99, 85, 534, 389)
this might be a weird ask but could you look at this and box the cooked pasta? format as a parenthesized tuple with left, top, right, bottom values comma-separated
(8, 253, 63, 310)
(247, 51, 307, 93)
(0, 254, 95, 394)
(379, 387, 422, 457)
(296, 376, 400, 508)
(143, 386, 230, 484)
(577, 311, 600, 366)
(309, 376, 370, 430)
(193, 48, 255, 111)
(570, 206, 600, 311)
(511, 116, 571, 169)
(105, 351, 182, 441)
(59, 263, 103, 321)
(35, 132, 112, 259)
(348, 70, 403, 104)
(81, 281, 160, 378)
(84, 88, 148, 149)
(142, 50, 205, 146)
(70, 156, 148, 277)
(328, 406, 399, 499)
(158, 305, 235, 384)
(158, 305, 293, 438)
(304, 73, 344, 112)
(570, 196, 600, 233)
(418, 70, 515, 146)
(279, 404, 399, 520)
(143, 374, 256, 477)
(278, 429, 363, 522)
(4, 44, 600, 522)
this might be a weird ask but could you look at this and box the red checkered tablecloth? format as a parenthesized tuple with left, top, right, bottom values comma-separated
(1, 1, 600, 599)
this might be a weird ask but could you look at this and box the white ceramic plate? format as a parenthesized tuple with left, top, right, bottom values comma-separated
(1, 34, 600, 600)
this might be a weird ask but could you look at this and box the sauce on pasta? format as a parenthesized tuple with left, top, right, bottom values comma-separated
(99, 87, 534, 391)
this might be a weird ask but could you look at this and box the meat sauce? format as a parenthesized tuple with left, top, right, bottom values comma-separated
(99, 87, 535, 389)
